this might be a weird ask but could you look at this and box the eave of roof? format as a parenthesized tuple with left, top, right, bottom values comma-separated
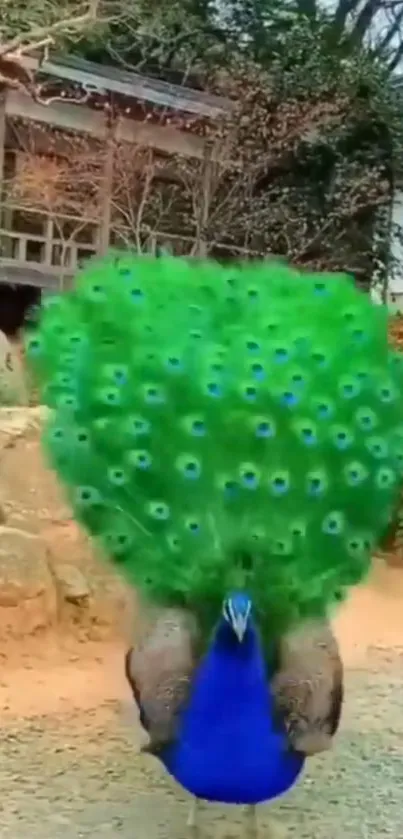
(39, 54, 231, 119)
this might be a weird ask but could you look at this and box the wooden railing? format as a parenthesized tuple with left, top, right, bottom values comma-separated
(0, 201, 258, 289)
(0, 203, 99, 282)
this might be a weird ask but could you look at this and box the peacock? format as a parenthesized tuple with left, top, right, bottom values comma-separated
(26, 254, 403, 837)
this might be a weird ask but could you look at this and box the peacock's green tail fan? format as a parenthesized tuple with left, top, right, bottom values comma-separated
(25, 253, 403, 637)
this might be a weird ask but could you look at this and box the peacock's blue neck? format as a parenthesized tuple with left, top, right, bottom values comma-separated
(160, 599, 305, 804)
(214, 616, 264, 662)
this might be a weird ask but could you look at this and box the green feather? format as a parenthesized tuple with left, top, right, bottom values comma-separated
(25, 254, 403, 637)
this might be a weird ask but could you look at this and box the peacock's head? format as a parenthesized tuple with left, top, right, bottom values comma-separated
(222, 592, 252, 642)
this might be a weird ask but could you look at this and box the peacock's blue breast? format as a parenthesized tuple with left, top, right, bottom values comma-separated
(160, 623, 305, 805)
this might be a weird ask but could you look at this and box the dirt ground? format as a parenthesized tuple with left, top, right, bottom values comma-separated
(0, 562, 401, 839)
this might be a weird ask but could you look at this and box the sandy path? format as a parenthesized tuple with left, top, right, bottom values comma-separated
(0, 562, 401, 839)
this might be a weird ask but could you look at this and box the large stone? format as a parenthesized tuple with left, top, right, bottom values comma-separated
(0, 407, 134, 640)
(0, 332, 28, 405)
(53, 563, 91, 605)
(0, 526, 56, 636)
(0, 407, 68, 531)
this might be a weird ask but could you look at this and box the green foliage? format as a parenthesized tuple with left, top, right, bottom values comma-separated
(1, 0, 84, 40)
(70, 0, 403, 79)
(5, 0, 402, 287)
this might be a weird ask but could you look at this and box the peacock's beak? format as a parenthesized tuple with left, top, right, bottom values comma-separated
(231, 615, 248, 642)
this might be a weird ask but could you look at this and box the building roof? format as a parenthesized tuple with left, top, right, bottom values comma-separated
(39, 54, 230, 119)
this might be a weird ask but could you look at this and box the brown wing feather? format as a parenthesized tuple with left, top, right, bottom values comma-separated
(271, 619, 344, 756)
(125, 606, 200, 754)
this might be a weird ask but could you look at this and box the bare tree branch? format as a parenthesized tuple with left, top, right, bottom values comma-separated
(333, 0, 361, 35)
(0, 0, 102, 57)
(388, 38, 403, 71)
(375, 6, 403, 54)
(350, 0, 383, 44)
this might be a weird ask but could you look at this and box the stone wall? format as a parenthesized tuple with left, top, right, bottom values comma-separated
(0, 407, 133, 640)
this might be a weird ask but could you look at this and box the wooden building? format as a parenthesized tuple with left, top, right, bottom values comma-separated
(0, 54, 230, 294)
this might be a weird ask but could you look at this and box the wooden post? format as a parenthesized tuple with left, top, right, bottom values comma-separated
(44, 216, 54, 266)
(194, 140, 213, 257)
(0, 91, 7, 195)
(0, 91, 8, 248)
(98, 112, 115, 255)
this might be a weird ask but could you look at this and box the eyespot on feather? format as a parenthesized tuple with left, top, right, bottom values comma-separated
(339, 376, 360, 399)
(355, 407, 378, 431)
(246, 338, 260, 353)
(239, 463, 260, 490)
(147, 501, 170, 521)
(98, 386, 121, 406)
(143, 384, 166, 405)
(378, 382, 397, 403)
(346, 536, 367, 558)
(269, 470, 290, 496)
(313, 280, 329, 296)
(129, 287, 144, 302)
(49, 426, 65, 442)
(206, 381, 222, 398)
(26, 336, 43, 357)
(184, 517, 201, 534)
(322, 512, 345, 536)
(167, 533, 181, 551)
(294, 419, 318, 446)
(57, 393, 78, 410)
(54, 372, 74, 388)
(313, 398, 334, 419)
(290, 520, 307, 539)
(127, 415, 150, 436)
(217, 476, 238, 499)
(86, 283, 106, 301)
(342, 306, 358, 322)
(306, 469, 327, 496)
(103, 528, 134, 557)
(280, 389, 299, 407)
(330, 425, 354, 450)
(273, 346, 289, 363)
(176, 454, 202, 480)
(365, 436, 388, 459)
(375, 467, 396, 489)
(242, 382, 258, 402)
(250, 361, 265, 380)
(272, 537, 293, 556)
(126, 449, 152, 470)
(311, 348, 329, 367)
(183, 416, 206, 437)
(74, 428, 90, 446)
(166, 355, 183, 373)
(343, 461, 368, 487)
(107, 467, 128, 486)
(75, 486, 102, 507)
(253, 416, 276, 438)
(68, 332, 86, 347)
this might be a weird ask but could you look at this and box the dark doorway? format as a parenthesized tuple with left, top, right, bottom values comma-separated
(0, 283, 41, 337)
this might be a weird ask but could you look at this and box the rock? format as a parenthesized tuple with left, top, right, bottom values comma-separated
(53, 563, 91, 605)
(0, 332, 29, 405)
(0, 407, 66, 531)
(0, 526, 56, 636)
(0, 408, 133, 639)
(0, 406, 48, 459)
